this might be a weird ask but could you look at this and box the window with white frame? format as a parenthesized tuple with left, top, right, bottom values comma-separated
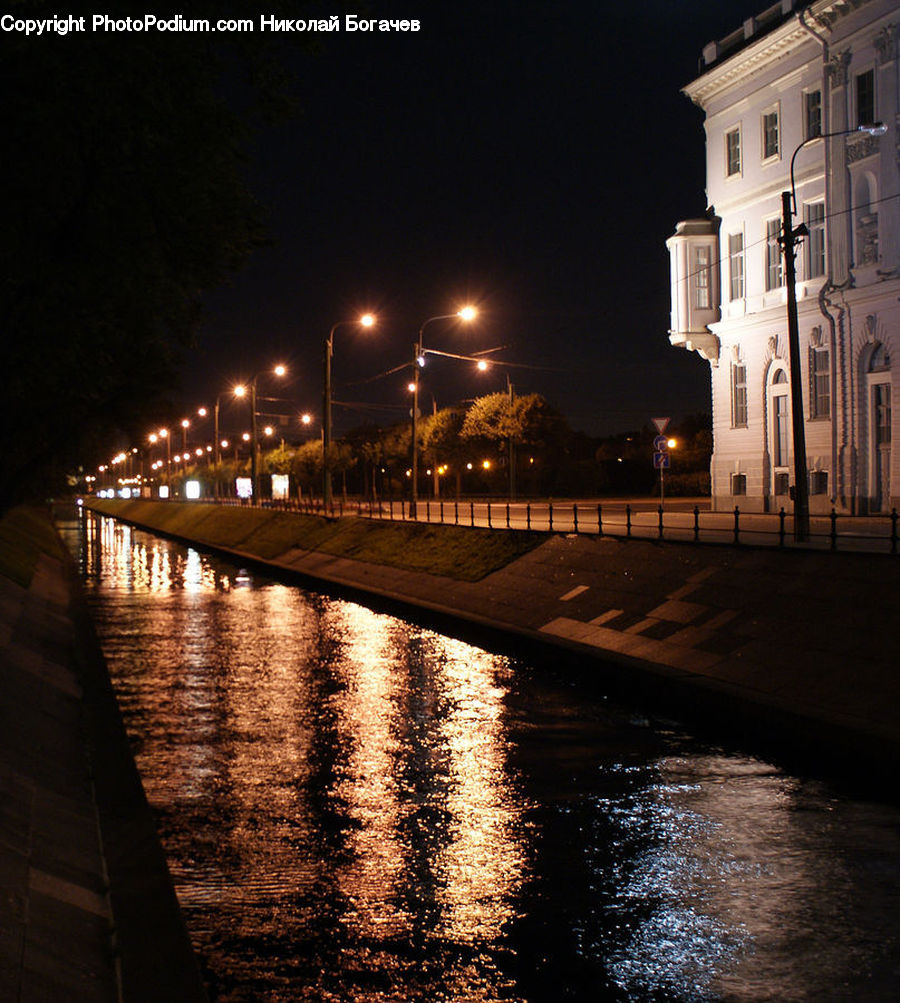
(728, 232, 745, 300)
(766, 218, 782, 290)
(762, 107, 780, 160)
(856, 68, 875, 127)
(725, 128, 741, 176)
(731, 360, 748, 427)
(692, 245, 712, 309)
(805, 89, 822, 139)
(805, 202, 825, 278)
(809, 346, 830, 418)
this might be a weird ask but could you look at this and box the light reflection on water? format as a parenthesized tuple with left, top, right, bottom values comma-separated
(67, 514, 900, 1001)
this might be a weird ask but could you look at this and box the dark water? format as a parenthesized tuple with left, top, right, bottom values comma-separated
(64, 513, 900, 1001)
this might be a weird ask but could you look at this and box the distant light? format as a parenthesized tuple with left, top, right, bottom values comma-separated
(159, 428, 168, 438)
(416, 354, 426, 368)
(482, 459, 491, 470)
(458, 305, 477, 321)
(185, 480, 201, 500)
(195, 448, 203, 457)
(301, 413, 312, 425)
(360, 313, 376, 327)
(466, 462, 473, 470)
(477, 359, 489, 371)
(407, 382, 416, 393)
(274, 364, 286, 377)
(264, 426, 274, 436)
(234, 384, 247, 398)
(667, 438, 677, 449)
(159, 485, 170, 499)
(242, 432, 250, 441)
(181, 418, 190, 429)
(860, 121, 887, 136)
(197, 407, 208, 417)
(221, 439, 229, 449)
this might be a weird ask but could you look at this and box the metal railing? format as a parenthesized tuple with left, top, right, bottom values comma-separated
(210, 495, 900, 555)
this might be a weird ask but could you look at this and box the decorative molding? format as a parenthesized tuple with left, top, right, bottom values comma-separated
(847, 133, 881, 163)
(874, 24, 898, 66)
(731, 343, 742, 363)
(864, 314, 878, 342)
(767, 334, 780, 358)
(809, 325, 824, 348)
(826, 49, 851, 87)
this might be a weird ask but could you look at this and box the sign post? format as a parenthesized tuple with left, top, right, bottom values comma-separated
(652, 418, 671, 506)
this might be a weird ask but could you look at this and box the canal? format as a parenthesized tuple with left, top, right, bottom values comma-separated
(63, 512, 900, 1001)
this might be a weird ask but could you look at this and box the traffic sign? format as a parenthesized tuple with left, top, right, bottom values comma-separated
(653, 434, 670, 450)
(652, 417, 670, 434)
(653, 451, 670, 469)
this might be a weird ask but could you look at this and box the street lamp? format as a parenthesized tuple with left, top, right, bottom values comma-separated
(782, 122, 886, 541)
(410, 307, 478, 516)
(235, 365, 287, 502)
(324, 314, 376, 509)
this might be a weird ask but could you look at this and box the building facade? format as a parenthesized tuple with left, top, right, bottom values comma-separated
(668, 0, 900, 513)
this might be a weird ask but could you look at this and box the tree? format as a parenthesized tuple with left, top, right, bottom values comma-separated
(420, 407, 468, 498)
(0, 1, 298, 509)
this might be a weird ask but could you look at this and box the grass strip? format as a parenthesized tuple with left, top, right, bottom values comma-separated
(86, 500, 546, 581)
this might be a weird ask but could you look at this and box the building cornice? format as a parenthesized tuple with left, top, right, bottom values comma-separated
(684, 0, 877, 108)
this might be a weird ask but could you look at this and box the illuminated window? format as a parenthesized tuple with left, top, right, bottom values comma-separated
(805, 90, 822, 139)
(692, 245, 712, 309)
(728, 232, 744, 300)
(725, 128, 741, 176)
(762, 108, 780, 159)
(731, 362, 748, 427)
(805, 202, 825, 278)
(766, 218, 783, 290)
(809, 347, 830, 419)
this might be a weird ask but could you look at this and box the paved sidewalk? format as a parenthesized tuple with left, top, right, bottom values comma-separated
(0, 552, 206, 1001)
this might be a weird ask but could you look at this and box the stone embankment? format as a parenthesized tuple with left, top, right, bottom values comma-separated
(0, 505, 206, 1001)
(88, 499, 900, 789)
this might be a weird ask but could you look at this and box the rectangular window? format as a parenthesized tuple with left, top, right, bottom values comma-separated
(762, 109, 779, 159)
(856, 69, 875, 127)
(728, 232, 745, 300)
(692, 246, 711, 309)
(805, 90, 822, 139)
(766, 218, 783, 290)
(731, 363, 748, 427)
(805, 202, 826, 279)
(774, 471, 790, 495)
(810, 470, 828, 495)
(810, 347, 830, 418)
(725, 128, 741, 176)
(731, 473, 747, 496)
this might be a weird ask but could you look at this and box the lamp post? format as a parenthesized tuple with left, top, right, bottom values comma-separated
(235, 364, 286, 502)
(410, 307, 477, 517)
(324, 314, 375, 509)
(782, 122, 886, 541)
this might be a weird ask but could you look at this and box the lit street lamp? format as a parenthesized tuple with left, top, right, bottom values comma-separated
(782, 122, 886, 541)
(324, 314, 375, 508)
(235, 365, 286, 501)
(410, 307, 477, 516)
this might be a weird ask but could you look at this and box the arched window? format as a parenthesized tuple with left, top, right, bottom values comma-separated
(767, 366, 791, 495)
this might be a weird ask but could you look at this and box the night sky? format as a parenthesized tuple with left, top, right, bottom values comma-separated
(188, 0, 765, 439)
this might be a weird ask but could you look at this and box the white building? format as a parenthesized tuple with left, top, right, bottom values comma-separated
(668, 0, 899, 513)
